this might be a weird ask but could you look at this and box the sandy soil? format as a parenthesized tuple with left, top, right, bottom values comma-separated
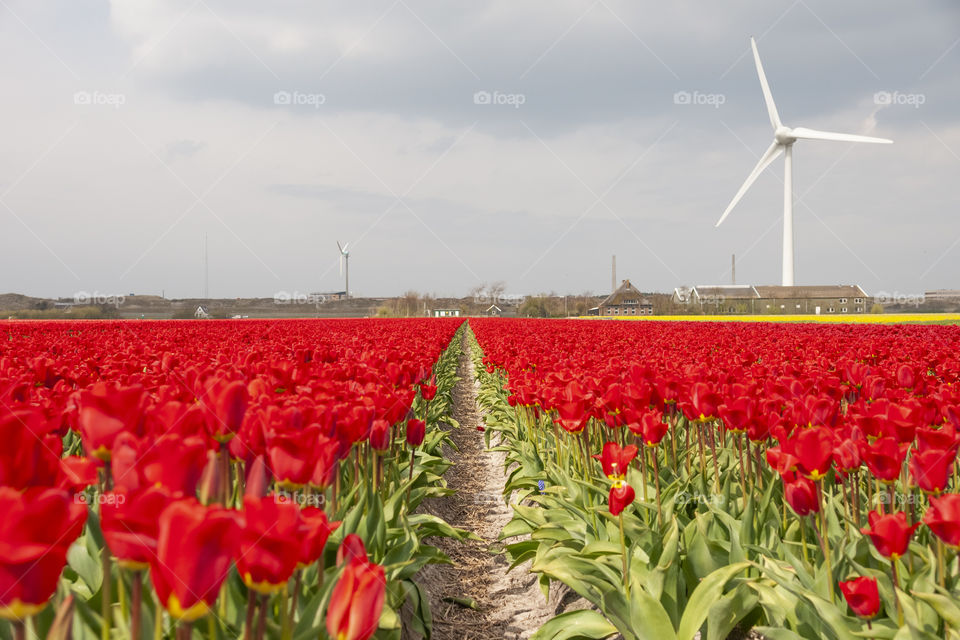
(407, 330, 586, 639)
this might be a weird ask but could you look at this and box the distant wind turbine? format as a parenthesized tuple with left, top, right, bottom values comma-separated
(337, 241, 350, 298)
(716, 37, 892, 287)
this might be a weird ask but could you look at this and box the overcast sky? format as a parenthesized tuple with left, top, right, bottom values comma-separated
(1, 1, 958, 299)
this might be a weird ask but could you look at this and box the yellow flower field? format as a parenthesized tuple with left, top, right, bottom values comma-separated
(581, 314, 960, 324)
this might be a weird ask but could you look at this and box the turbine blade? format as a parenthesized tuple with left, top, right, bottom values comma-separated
(716, 141, 783, 227)
(791, 127, 893, 144)
(342, 243, 349, 252)
(751, 37, 782, 130)
(337, 241, 343, 253)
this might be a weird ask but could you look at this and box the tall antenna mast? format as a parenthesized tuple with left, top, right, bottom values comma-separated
(204, 233, 209, 299)
(731, 253, 736, 285)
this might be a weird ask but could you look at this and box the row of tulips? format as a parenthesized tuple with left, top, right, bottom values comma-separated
(0, 318, 467, 640)
(470, 318, 960, 640)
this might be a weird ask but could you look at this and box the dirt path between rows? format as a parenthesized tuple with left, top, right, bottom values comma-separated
(409, 328, 579, 639)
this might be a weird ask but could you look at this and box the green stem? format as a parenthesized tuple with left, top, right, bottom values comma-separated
(619, 512, 630, 598)
(101, 546, 112, 640)
(132, 571, 142, 640)
(280, 586, 291, 640)
(891, 558, 904, 626)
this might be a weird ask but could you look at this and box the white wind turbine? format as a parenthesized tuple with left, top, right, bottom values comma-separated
(337, 241, 350, 298)
(716, 37, 892, 287)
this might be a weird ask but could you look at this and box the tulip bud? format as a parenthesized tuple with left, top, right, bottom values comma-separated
(244, 455, 269, 499)
(370, 419, 391, 452)
(337, 534, 368, 567)
(197, 450, 220, 506)
(608, 482, 635, 516)
(406, 419, 426, 448)
(838, 576, 880, 619)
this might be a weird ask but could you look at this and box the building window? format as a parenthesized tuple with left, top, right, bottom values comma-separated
(828, 307, 835, 313)
(856, 307, 863, 313)
(796, 304, 801, 309)
(840, 298, 848, 304)
(855, 298, 863, 304)
(841, 307, 848, 313)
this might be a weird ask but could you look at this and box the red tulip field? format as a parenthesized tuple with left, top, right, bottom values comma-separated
(0, 318, 466, 640)
(3, 317, 960, 640)
(470, 318, 960, 640)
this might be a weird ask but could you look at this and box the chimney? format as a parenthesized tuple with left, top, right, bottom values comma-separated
(611, 255, 616, 293)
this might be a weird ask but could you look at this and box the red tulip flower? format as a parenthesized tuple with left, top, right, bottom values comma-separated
(594, 442, 638, 480)
(637, 411, 668, 447)
(860, 437, 908, 484)
(76, 382, 146, 460)
(860, 510, 919, 560)
(0, 407, 65, 489)
(688, 382, 720, 422)
(608, 481, 635, 516)
(57, 456, 100, 493)
(101, 485, 172, 570)
(267, 426, 321, 490)
(793, 426, 834, 481)
(337, 534, 368, 567)
(112, 433, 209, 495)
(298, 507, 340, 568)
(0, 487, 87, 621)
(838, 576, 880, 619)
(909, 447, 956, 494)
(149, 499, 239, 621)
(783, 472, 820, 517)
(369, 419, 391, 451)
(326, 557, 386, 640)
(419, 382, 437, 402)
(406, 418, 426, 448)
(235, 495, 302, 594)
(200, 378, 248, 443)
(923, 493, 960, 548)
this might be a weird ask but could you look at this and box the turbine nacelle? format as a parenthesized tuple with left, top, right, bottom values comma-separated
(774, 126, 797, 146)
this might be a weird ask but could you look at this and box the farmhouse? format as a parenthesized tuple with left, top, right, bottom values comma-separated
(599, 280, 653, 316)
(673, 285, 871, 314)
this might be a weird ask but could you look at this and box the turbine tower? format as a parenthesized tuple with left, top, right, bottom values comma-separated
(337, 241, 350, 298)
(716, 37, 892, 287)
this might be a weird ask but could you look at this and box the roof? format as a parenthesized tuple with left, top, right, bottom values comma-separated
(599, 280, 652, 307)
(753, 285, 867, 299)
